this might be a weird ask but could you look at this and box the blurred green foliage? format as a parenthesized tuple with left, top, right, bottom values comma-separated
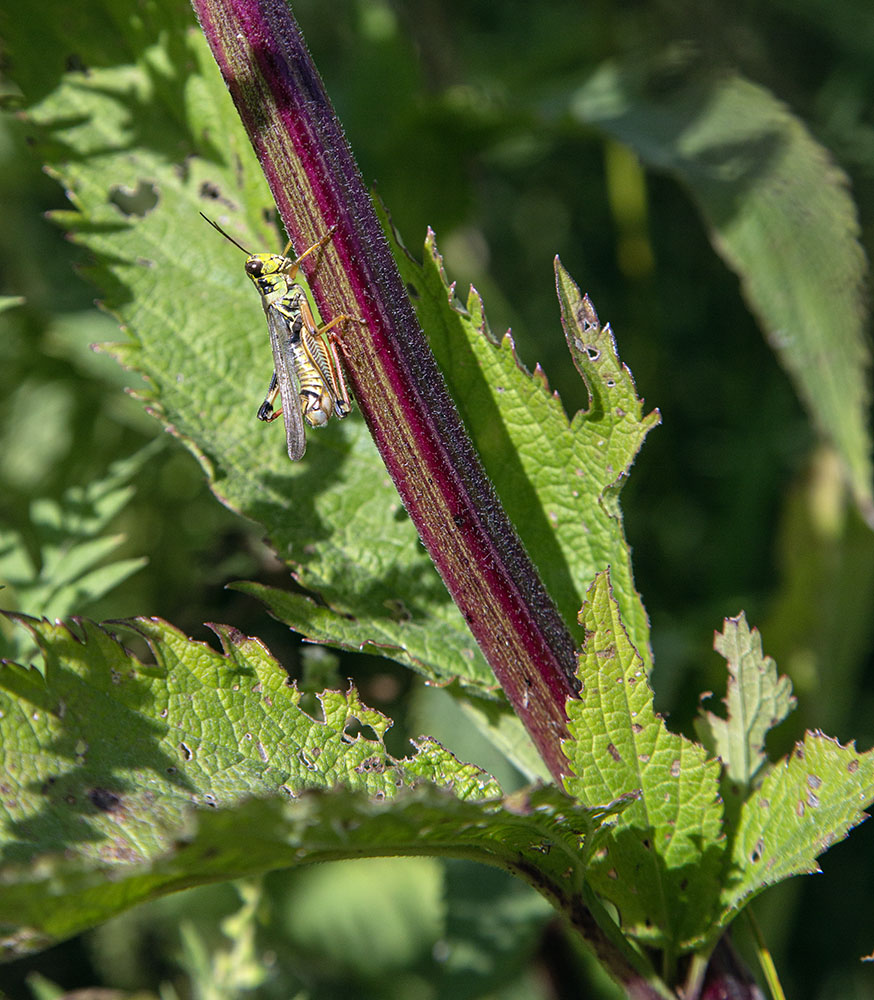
(2, 0, 874, 997)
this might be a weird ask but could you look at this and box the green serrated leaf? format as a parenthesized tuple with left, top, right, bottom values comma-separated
(0, 613, 626, 957)
(697, 613, 796, 787)
(234, 583, 492, 690)
(721, 730, 874, 922)
(571, 55, 872, 520)
(0, 785, 622, 961)
(563, 572, 723, 953)
(10, 0, 497, 697)
(390, 232, 659, 671)
(0, 614, 498, 837)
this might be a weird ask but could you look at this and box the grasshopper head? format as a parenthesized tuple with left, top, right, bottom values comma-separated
(245, 253, 287, 279)
(245, 253, 293, 298)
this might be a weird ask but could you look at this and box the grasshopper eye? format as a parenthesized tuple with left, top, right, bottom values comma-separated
(245, 258, 263, 277)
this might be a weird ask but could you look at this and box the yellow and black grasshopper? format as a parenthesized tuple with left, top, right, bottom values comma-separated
(202, 214, 352, 460)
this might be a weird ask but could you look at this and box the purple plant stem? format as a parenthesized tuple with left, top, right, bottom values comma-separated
(191, 0, 580, 784)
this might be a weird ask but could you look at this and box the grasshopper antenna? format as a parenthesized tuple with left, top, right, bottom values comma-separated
(200, 212, 251, 255)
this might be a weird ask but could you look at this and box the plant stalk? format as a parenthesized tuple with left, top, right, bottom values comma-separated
(191, 0, 580, 783)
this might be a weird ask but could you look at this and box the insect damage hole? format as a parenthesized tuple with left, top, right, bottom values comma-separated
(109, 180, 159, 217)
(344, 718, 380, 742)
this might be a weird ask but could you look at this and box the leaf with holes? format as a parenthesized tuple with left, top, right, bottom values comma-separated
(0, 612, 627, 958)
(719, 730, 874, 923)
(563, 571, 724, 952)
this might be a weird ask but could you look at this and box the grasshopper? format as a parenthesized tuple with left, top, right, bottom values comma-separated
(203, 214, 352, 460)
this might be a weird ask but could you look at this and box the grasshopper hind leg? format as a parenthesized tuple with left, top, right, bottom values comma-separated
(257, 370, 281, 422)
(319, 323, 353, 419)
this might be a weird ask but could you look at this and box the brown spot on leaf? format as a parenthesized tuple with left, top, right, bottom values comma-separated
(88, 787, 121, 812)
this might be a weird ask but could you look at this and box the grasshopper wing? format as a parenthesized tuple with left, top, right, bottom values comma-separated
(265, 304, 307, 461)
